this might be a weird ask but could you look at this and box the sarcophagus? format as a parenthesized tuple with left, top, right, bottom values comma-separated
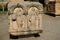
(8, 2, 43, 35)
(45, 1, 60, 16)
(56, 0, 60, 2)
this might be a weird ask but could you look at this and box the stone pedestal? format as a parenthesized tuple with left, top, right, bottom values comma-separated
(55, 3, 60, 15)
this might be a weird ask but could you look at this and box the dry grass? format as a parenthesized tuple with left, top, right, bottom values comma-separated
(0, 2, 7, 6)
(0, 11, 7, 14)
(9, 0, 24, 2)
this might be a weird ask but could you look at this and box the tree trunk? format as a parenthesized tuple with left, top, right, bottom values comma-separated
(2, 5, 4, 12)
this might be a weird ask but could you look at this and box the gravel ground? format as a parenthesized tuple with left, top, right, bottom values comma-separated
(0, 14, 60, 40)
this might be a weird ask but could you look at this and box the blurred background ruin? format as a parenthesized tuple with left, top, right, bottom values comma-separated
(0, 0, 45, 13)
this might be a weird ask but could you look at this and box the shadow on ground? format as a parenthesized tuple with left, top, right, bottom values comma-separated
(10, 33, 40, 39)
(45, 13, 56, 17)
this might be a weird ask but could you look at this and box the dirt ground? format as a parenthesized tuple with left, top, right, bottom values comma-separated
(0, 14, 60, 40)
